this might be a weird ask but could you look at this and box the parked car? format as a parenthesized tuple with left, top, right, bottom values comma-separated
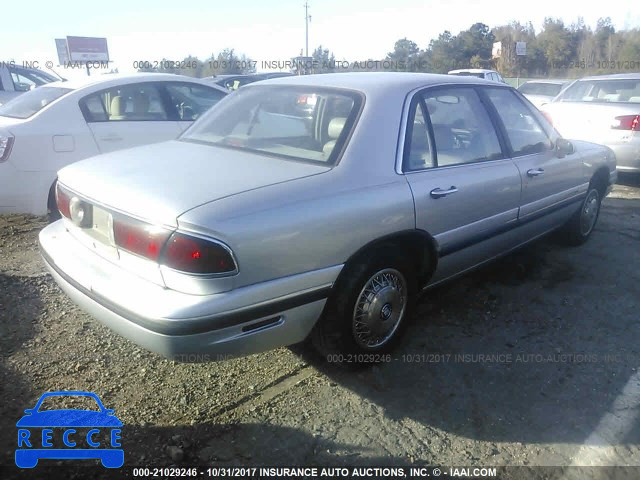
(542, 73, 640, 173)
(207, 72, 295, 91)
(39, 72, 616, 366)
(0, 73, 227, 216)
(448, 68, 506, 83)
(518, 79, 571, 108)
(0, 63, 59, 105)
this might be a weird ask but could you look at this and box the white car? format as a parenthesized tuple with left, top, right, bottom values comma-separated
(448, 69, 506, 83)
(0, 73, 228, 216)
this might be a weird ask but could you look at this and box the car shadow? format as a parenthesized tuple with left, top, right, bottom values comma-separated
(293, 194, 640, 447)
(4, 422, 415, 479)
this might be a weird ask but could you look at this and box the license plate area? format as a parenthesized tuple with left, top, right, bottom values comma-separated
(84, 205, 113, 246)
(68, 204, 119, 261)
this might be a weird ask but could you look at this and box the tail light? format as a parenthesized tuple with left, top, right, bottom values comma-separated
(55, 182, 72, 219)
(541, 111, 554, 126)
(612, 115, 640, 131)
(161, 232, 236, 274)
(0, 135, 14, 162)
(57, 187, 238, 276)
(296, 94, 317, 106)
(113, 216, 236, 275)
(113, 216, 172, 262)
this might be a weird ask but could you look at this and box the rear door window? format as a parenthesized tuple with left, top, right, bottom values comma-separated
(417, 87, 503, 167)
(80, 83, 169, 122)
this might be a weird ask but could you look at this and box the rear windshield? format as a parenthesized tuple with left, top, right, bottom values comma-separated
(518, 82, 566, 97)
(555, 79, 640, 103)
(181, 85, 362, 165)
(0, 86, 72, 118)
(449, 72, 485, 78)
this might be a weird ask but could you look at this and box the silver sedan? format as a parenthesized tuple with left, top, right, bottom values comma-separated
(542, 73, 640, 173)
(39, 73, 617, 366)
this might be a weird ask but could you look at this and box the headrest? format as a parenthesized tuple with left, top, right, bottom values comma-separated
(328, 117, 347, 139)
(110, 96, 125, 116)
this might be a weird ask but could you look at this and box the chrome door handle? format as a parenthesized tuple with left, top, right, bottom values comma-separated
(430, 186, 458, 198)
(527, 168, 545, 177)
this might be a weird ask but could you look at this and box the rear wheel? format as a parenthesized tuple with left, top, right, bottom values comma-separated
(311, 248, 417, 367)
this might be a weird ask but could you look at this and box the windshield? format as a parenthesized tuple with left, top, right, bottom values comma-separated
(556, 79, 640, 103)
(181, 85, 362, 165)
(0, 86, 72, 118)
(519, 82, 566, 96)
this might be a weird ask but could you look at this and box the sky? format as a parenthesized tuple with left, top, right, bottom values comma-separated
(1, 0, 639, 79)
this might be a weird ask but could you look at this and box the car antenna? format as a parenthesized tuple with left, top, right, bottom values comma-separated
(47, 65, 67, 82)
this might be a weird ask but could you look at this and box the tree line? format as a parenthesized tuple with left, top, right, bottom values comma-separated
(138, 17, 640, 78)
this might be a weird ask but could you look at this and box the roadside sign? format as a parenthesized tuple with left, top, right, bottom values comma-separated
(66, 37, 109, 62)
(55, 39, 70, 66)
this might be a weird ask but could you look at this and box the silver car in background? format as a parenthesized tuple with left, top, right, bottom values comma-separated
(0, 63, 59, 105)
(39, 73, 616, 366)
(517, 79, 571, 109)
(542, 73, 640, 173)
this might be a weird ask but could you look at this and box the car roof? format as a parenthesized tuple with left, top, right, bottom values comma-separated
(246, 72, 501, 94)
(448, 69, 497, 74)
(39, 73, 227, 93)
(520, 79, 569, 85)
(577, 73, 640, 81)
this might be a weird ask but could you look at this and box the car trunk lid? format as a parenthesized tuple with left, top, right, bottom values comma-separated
(544, 102, 640, 144)
(57, 139, 331, 227)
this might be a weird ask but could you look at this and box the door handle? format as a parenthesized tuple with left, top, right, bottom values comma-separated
(99, 135, 123, 142)
(430, 186, 458, 199)
(527, 168, 545, 177)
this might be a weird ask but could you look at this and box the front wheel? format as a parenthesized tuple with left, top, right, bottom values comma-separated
(311, 249, 416, 366)
(560, 186, 601, 246)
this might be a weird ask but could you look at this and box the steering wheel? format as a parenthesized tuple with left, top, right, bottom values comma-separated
(177, 102, 195, 120)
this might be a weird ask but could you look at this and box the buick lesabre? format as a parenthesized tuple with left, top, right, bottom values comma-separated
(39, 73, 617, 365)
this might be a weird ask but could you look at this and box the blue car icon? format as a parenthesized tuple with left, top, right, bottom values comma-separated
(15, 391, 123, 468)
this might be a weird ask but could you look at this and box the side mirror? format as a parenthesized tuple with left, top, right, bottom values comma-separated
(24, 408, 35, 414)
(556, 138, 574, 158)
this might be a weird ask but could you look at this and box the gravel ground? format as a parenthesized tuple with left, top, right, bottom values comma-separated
(1, 178, 639, 479)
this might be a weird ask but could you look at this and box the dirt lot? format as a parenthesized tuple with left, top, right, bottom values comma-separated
(1, 178, 639, 479)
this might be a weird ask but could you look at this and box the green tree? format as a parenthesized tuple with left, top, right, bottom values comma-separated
(458, 23, 495, 66)
(537, 18, 576, 74)
(386, 38, 421, 71)
(428, 30, 463, 72)
(312, 45, 336, 73)
(595, 17, 616, 62)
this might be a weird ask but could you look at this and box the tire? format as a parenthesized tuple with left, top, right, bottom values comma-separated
(311, 248, 417, 367)
(560, 185, 601, 246)
(47, 183, 61, 223)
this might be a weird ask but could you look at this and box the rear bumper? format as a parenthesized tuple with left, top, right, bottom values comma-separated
(608, 143, 640, 173)
(39, 221, 339, 360)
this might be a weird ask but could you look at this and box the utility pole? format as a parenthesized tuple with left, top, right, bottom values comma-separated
(304, 1, 310, 58)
